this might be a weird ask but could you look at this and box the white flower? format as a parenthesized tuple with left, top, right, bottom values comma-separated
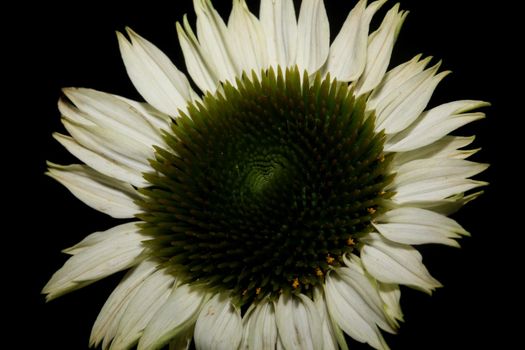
(43, 0, 488, 349)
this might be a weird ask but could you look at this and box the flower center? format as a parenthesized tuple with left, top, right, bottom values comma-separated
(138, 67, 393, 304)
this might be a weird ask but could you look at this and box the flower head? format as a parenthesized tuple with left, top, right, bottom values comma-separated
(44, 0, 488, 349)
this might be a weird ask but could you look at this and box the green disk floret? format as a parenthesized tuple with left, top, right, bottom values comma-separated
(137, 67, 393, 305)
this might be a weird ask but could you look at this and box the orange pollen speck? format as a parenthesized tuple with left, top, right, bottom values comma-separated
(326, 255, 335, 264)
(378, 155, 385, 162)
(315, 268, 324, 277)
(255, 287, 261, 295)
(347, 237, 355, 246)
(292, 278, 300, 289)
(367, 207, 377, 214)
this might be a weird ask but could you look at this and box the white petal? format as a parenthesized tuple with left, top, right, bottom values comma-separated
(259, 0, 297, 68)
(111, 268, 178, 350)
(138, 284, 207, 350)
(389, 158, 489, 203)
(378, 283, 403, 326)
(313, 288, 346, 350)
(239, 304, 256, 350)
(374, 207, 469, 247)
(296, 0, 330, 73)
(275, 293, 322, 350)
(194, 294, 242, 350)
(325, 0, 386, 82)
(361, 233, 442, 293)
(248, 300, 279, 350)
(355, 5, 408, 95)
(53, 133, 148, 188)
(385, 100, 489, 152)
(325, 270, 390, 350)
(228, 0, 268, 75)
(375, 65, 450, 134)
(117, 29, 195, 117)
(168, 326, 194, 350)
(46, 163, 141, 218)
(398, 191, 484, 216)
(176, 16, 220, 93)
(42, 222, 148, 301)
(194, 0, 240, 84)
(114, 96, 172, 132)
(392, 136, 477, 167)
(90, 260, 159, 348)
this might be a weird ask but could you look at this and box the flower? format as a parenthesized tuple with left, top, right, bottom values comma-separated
(43, 0, 488, 349)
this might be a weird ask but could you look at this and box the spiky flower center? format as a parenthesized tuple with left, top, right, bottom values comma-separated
(138, 67, 393, 304)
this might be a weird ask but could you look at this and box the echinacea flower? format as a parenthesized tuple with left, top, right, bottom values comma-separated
(43, 0, 488, 349)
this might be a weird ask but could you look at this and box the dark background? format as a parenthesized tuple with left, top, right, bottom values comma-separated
(8, 0, 516, 349)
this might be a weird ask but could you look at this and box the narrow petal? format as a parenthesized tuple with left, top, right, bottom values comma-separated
(194, 0, 240, 84)
(392, 136, 477, 167)
(90, 260, 159, 348)
(275, 293, 322, 350)
(259, 0, 297, 68)
(53, 133, 147, 188)
(325, 0, 386, 82)
(138, 284, 207, 350)
(228, 0, 268, 74)
(247, 300, 279, 350)
(389, 158, 489, 203)
(361, 233, 442, 293)
(313, 287, 346, 350)
(111, 268, 178, 350)
(168, 326, 194, 350)
(176, 16, 220, 93)
(385, 100, 489, 152)
(296, 0, 330, 73)
(194, 294, 243, 350)
(117, 29, 195, 117)
(42, 223, 148, 301)
(46, 163, 141, 218)
(355, 5, 408, 95)
(378, 283, 403, 326)
(374, 207, 469, 247)
(325, 269, 390, 350)
(398, 191, 484, 216)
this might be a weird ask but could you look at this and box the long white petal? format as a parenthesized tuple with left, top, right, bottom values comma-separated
(361, 233, 442, 293)
(248, 300, 279, 350)
(397, 191, 484, 216)
(53, 133, 147, 188)
(138, 284, 207, 350)
(385, 100, 489, 152)
(90, 260, 159, 348)
(325, 0, 386, 82)
(46, 163, 141, 218)
(117, 29, 195, 117)
(355, 5, 408, 95)
(275, 293, 322, 350)
(194, 0, 240, 84)
(296, 0, 330, 73)
(374, 207, 469, 247)
(176, 16, 220, 93)
(259, 0, 297, 68)
(194, 294, 242, 350)
(378, 283, 403, 326)
(314, 287, 347, 350)
(228, 0, 268, 75)
(43, 222, 148, 301)
(389, 158, 489, 203)
(111, 268, 178, 350)
(325, 269, 390, 350)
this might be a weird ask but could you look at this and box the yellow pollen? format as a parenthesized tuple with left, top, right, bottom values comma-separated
(255, 287, 261, 295)
(292, 278, 300, 289)
(378, 155, 385, 162)
(379, 191, 386, 195)
(326, 255, 335, 264)
(347, 237, 355, 246)
(367, 207, 377, 214)
(315, 267, 324, 277)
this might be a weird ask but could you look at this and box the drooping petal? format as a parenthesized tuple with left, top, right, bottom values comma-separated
(117, 29, 196, 117)
(385, 100, 489, 152)
(138, 284, 207, 350)
(389, 158, 489, 203)
(275, 293, 322, 350)
(90, 260, 159, 349)
(325, 268, 390, 350)
(361, 233, 442, 293)
(373, 207, 469, 247)
(42, 222, 148, 301)
(194, 293, 243, 350)
(228, 0, 268, 75)
(313, 287, 346, 350)
(111, 268, 178, 350)
(378, 283, 403, 326)
(194, 0, 240, 84)
(259, 0, 297, 68)
(325, 0, 386, 82)
(296, 0, 330, 73)
(46, 163, 141, 218)
(355, 4, 408, 95)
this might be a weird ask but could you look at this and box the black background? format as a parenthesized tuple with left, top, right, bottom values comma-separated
(8, 0, 517, 349)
